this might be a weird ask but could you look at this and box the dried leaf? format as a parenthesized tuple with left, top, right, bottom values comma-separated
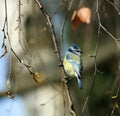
(77, 7, 91, 24)
(7, 90, 15, 99)
(32, 72, 46, 84)
(71, 10, 80, 29)
(71, 7, 91, 29)
(32, 72, 40, 83)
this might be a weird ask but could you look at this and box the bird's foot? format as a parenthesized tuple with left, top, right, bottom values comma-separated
(62, 76, 69, 83)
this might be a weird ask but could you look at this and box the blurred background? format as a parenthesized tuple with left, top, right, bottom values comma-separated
(0, 0, 120, 116)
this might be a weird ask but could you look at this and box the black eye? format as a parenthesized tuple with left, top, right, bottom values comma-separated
(76, 50, 80, 52)
(76, 50, 82, 54)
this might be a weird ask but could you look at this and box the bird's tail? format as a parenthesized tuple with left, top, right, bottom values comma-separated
(77, 76, 83, 89)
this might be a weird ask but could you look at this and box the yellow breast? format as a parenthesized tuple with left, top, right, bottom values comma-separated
(63, 58, 77, 77)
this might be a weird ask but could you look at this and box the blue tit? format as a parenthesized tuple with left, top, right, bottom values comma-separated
(63, 45, 83, 89)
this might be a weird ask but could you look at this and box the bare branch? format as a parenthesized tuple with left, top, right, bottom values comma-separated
(106, 0, 120, 15)
(2, 0, 16, 99)
(0, 44, 7, 58)
(17, 0, 31, 56)
(40, 93, 59, 106)
(1, 0, 8, 58)
(111, 85, 120, 116)
(81, 0, 120, 114)
(80, 0, 101, 115)
(35, 0, 77, 115)
(100, 24, 120, 49)
(2, 0, 41, 98)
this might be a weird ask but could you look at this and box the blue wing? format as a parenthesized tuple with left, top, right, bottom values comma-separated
(69, 60, 82, 77)
(68, 59, 83, 89)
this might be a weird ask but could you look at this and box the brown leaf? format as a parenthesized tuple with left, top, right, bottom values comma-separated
(71, 10, 80, 29)
(32, 72, 46, 84)
(77, 7, 91, 24)
(32, 72, 40, 83)
(71, 7, 91, 29)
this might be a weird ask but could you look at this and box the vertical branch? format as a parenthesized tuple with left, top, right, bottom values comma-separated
(81, 0, 120, 115)
(111, 85, 120, 116)
(80, 0, 101, 115)
(61, 82, 67, 116)
(35, 0, 77, 115)
(2, 0, 40, 98)
(1, 0, 8, 58)
(80, 29, 100, 116)
(17, 0, 32, 58)
(2, 0, 15, 99)
(110, 0, 120, 113)
(15, 0, 41, 83)
(17, 0, 22, 43)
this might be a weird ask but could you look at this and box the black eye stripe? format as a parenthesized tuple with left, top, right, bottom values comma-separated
(68, 45, 82, 54)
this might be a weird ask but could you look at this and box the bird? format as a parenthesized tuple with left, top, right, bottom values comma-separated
(63, 45, 83, 89)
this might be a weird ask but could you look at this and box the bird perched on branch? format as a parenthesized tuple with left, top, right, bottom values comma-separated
(63, 45, 83, 89)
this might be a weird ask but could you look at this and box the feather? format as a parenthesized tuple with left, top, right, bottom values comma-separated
(77, 76, 83, 89)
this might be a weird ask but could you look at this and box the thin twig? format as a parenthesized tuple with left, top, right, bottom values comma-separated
(16, 0, 33, 60)
(61, 80, 67, 116)
(2, 0, 40, 98)
(40, 93, 59, 106)
(80, 32, 100, 116)
(106, 0, 120, 15)
(80, 0, 101, 115)
(100, 24, 120, 49)
(81, 0, 120, 114)
(111, 84, 120, 116)
(17, 0, 22, 42)
(1, 0, 8, 58)
(3, 0, 15, 99)
(96, 0, 120, 49)
(61, 0, 73, 51)
(0, 45, 7, 58)
(35, 0, 77, 115)
(17, 0, 38, 82)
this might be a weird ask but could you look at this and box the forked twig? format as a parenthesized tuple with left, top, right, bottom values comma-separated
(2, 0, 41, 98)
(80, 0, 101, 115)
(35, 0, 77, 115)
(81, 0, 120, 115)
(100, 24, 120, 49)
(106, 0, 120, 15)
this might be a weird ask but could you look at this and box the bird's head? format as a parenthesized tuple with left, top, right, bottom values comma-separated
(68, 45, 82, 56)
